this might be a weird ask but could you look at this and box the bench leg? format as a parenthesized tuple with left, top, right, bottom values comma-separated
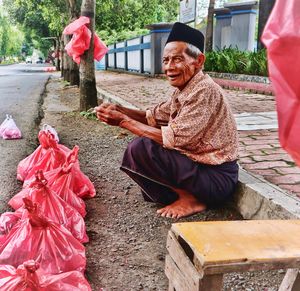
(279, 269, 300, 291)
(199, 274, 223, 291)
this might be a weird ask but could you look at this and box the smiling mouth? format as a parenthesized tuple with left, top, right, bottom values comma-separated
(167, 74, 180, 80)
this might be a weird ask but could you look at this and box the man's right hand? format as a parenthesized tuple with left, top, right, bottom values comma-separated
(95, 103, 128, 126)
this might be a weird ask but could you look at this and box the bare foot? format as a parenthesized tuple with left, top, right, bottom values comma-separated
(156, 193, 206, 219)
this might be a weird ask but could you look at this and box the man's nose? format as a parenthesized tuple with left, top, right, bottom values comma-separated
(164, 60, 175, 70)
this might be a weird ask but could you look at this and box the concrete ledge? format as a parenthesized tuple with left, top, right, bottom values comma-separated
(97, 86, 140, 110)
(234, 168, 300, 219)
(96, 86, 300, 220)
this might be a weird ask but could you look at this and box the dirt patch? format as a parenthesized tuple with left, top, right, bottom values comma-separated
(42, 76, 284, 291)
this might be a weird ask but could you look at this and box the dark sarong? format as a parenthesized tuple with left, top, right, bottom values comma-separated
(120, 137, 238, 208)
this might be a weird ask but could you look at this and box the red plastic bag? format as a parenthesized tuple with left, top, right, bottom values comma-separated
(0, 199, 86, 274)
(35, 146, 87, 216)
(0, 260, 91, 291)
(25, 146, 96, 199)
(94, 34, 109, 61)
(9, 171, 88, 243)
(261, 0, 300, 166)
(0, 211, 22, 235)
(63, 16, 108, 64)
(17, 127, 71, 182)
(0, 115, 22, 140)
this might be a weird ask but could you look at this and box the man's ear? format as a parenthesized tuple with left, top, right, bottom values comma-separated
(196, 53, 206, 69)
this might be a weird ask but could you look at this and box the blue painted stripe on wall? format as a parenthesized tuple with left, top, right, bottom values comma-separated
(215, 15, 232, 19)
(231, 9, 257, 15)
(150, 29, 172, 33)
(108, 42, 151, 54)
(215, 9, 257, 19)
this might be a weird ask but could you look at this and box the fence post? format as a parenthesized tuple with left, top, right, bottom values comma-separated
(140, 36, 144, 74)
(124, 40, 128, 71)
(145, 23, 173, 76)
(113, 43, 117, 69)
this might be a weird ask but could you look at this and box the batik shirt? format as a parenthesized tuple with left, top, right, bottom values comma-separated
(146, 71, 238, 165)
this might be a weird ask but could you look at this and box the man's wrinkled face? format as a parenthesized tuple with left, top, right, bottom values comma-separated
(162, 41, 202, 90)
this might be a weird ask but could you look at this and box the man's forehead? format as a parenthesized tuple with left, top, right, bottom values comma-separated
(163, 41, 187, 57)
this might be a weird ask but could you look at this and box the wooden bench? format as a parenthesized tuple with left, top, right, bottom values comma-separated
(165, 220, 300, 291)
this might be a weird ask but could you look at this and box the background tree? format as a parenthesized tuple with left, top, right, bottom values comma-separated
(205, 0, 215, 52)
(79, 0, 97, 111)
(0, 8, 24, 61)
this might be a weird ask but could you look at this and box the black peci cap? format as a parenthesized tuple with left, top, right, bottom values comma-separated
(165, 22, 205, 52)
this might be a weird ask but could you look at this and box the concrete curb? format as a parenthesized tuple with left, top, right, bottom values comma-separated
(96, 86, 300, 220)
(235, 169, 300, 219)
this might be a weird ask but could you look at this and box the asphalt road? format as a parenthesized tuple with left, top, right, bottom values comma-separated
(0, 63, 52, 212)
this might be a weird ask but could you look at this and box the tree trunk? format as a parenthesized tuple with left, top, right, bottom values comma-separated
(205, 0, 215, 52)
(79, 0, 98, 111)
(60, 35, 64, 78)
(67, 0, 80, 86)
(257, 0, 276, 50)
(63, 34, 70, 82)
(56, 36, 61, 71)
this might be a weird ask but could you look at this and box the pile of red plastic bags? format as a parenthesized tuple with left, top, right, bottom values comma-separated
(0, 125, 94, 290)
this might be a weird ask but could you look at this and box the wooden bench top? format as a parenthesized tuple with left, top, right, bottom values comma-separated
(171, 220, 300, 273)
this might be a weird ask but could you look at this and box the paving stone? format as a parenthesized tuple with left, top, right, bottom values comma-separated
(239, 157, 255, 164)
(245, 145, 274, 151)
(243, 161, 290, 170)
(280, 184, 300, 195)
(248, 169, 278, 177)
(252, 154, 295, 162)
(268, 175, 300, 185)
(276, 167, 300, 175)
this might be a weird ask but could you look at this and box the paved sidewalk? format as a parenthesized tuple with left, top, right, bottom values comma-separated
(96, 71, 300, 199)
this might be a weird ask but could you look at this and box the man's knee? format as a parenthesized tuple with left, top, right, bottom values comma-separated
(124, 137, 149, 162)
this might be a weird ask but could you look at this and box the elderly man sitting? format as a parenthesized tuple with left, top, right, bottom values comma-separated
(96, 22, 239, 219)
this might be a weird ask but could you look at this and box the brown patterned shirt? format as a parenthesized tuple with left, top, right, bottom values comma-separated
(146, 71, 238, 165)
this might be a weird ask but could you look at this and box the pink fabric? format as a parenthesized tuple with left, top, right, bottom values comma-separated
(63, 16, 108, 64)
(261, 0, 300, 166)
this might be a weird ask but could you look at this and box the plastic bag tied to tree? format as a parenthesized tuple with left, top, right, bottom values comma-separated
(261, 0, 300, 166)
(17, 127, 71, 182)
(63, 16, 108, 64)
(0, 198, 86, 274)
(9, 171, 88, 243)
(0, 260, 91, 291)
(0, 115, 22, 140)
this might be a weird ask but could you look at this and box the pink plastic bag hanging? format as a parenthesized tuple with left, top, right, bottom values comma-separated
(0, 260, 92, 291)
(261, 0, 300, 166)
(94, 34, 108, 61)
(0, 199, 86, 274)
(9, 171, 88, 243)
(25, 146, 96, 199)
(17, 126, 71, 182)
(63, 16, 108, 64)
(0, 115, 22, 140)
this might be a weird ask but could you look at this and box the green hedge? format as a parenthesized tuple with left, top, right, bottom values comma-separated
(204, 47, 268, 76)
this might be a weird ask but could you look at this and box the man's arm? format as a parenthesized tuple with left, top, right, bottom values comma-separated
(120, 118, 163, 145)
(95, 104, 163, 145)
(98, 103, 148, 125)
